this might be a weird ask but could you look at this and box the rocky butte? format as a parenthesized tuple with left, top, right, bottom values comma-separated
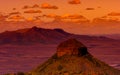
(57, 39, 88, 57)
(29, 39, 120, 75)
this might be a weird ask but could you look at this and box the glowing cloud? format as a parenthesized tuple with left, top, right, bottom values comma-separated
(86, 8, 95, 10)
(92, 17, 120, 23)
(61, 14, 87, 19)
(31, 4, 39, 8)
(43, 14, 60, 18)
(8, 15, 24, 21)
(41, 3, 58, 9)
(22, 5, 31, 9)
(97, 6, 101, 8)
(24, 10, 42, 14)
(44, 14, 87, 19)
(92, 18, 107, 23)
(43, 14, 89, 23)
(108, 12, 120, 16)
(0, 14, 8, 21)
(12, 8, 16, 10)
(9, 12, 21, 16)
(69, 0, 81, 4)
(22, 4, 40, 9)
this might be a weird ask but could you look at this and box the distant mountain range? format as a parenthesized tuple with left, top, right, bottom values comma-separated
(0, 26, 116, 45)
(104, 34, 120, 40)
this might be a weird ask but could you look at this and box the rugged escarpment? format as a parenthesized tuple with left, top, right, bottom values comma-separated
(57, 39, 88, 57)
(30, 39, 120, 75)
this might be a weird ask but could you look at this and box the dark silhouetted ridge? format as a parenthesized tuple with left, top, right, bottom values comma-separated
(54, 28, 68, 34)
(0, 27, 71, 44)
(0, 27, 116, 45)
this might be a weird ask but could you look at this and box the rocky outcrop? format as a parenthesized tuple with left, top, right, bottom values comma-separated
(31, 39, 120, 75)
(57, 39, 88, 57)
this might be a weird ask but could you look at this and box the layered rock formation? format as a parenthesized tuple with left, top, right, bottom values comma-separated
(30, 39, 120, 75)
(57, 39, 88, 57)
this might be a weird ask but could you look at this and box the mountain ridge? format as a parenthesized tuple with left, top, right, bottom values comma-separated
(0, 26, 116, 45)
(0, 26, 71, 44)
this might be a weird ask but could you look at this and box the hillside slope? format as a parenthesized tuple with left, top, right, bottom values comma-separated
(31, 39, 120, 75)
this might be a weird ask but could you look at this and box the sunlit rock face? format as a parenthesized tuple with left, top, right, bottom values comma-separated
(57, 39, 88, 57)
(31, 39, 120, 75)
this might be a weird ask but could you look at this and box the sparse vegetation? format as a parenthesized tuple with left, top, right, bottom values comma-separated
(16, 72, 25, 75)
(29, 39, 120, 75)
(4, 72, 25, 75)
(57, 65, 63, 71)
(3, 39, 120, 75)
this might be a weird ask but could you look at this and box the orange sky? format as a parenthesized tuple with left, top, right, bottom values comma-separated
(0, 0, 120, 35)
(0, 0, 120, 19)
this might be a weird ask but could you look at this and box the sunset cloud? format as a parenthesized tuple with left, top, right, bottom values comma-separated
(12, 8, 16, 10)
(44, 14, 87, 20)
(34, 16, 42, 20)
(31, 4, 39, 8)
(92, 18, 107, 23)
(8, 15, 24, 21)
(61, 14, 89, 23)
(61, 14, 87, 19)
(22, 4, 40, 9)
(108, 12, 120, 16)
(69, 0, 81, 4)
(24, 10, 42, 14)
(86, 8, 95, 10)
(22, 5, 31, 9)
(101, 16, 108, 18)
(41, 3, 58, 9)
(97, 6, 101, 8)
(9, 12, 21, 16)
(43, 14, 60, 18)
(92, 17, 120, 23)
(43, 14, 89, 23)
(0, 14, 8, 21)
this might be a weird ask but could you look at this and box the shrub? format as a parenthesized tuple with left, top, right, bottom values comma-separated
(57, 65, 63, 71)
(16, 72, 24, 75)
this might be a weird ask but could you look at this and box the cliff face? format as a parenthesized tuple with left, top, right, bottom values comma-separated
(57, 39, 88, 57)
(30, 39, 120, 75)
